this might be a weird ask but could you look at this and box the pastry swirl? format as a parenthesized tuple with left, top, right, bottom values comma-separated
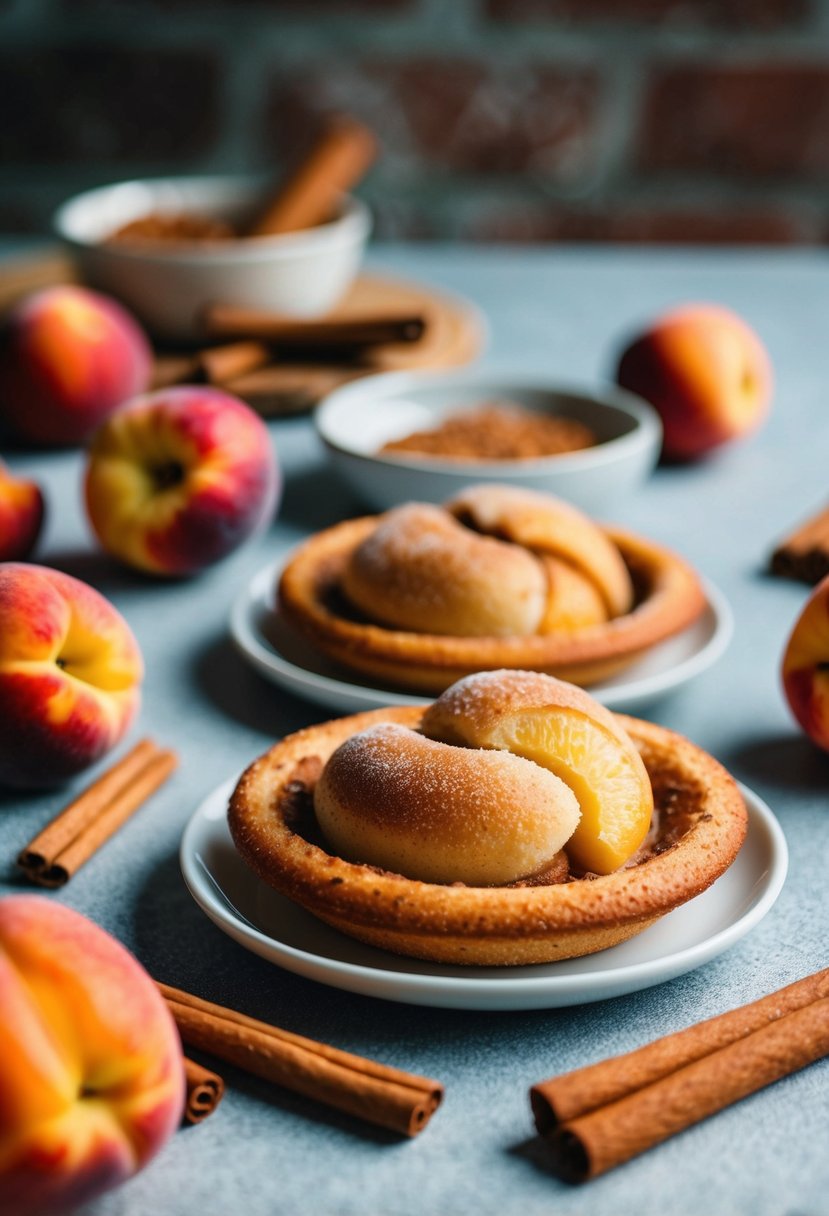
(314, 720, 580, 886)
(277, 484, 706, 693)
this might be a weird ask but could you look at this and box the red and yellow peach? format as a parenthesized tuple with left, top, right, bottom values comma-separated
(0, 895, 184, 1215)
(0, 563, 143, 788)
(0, 285, 151, 446)
(0, 460, 44, 561)
(782, 574, 829, 752)
(85, 386, 280, 576)
(616, 304, 772, 462)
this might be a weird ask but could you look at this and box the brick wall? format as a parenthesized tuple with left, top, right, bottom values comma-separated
(2, 0, 829, 243)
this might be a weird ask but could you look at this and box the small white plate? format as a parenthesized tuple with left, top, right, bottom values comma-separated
(230, 555, 733, 714)
(180, 778, 787, 1012)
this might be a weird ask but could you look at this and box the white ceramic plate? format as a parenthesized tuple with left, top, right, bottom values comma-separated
(180, 778, 787, 1012)
(230, 555, 733, 714)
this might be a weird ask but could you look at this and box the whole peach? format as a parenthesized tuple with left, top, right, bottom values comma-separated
(0, 895, 184, 1215)
(0, 563, 143, 787)
(782, 574, 829, 751)
(85, 386, 280, 575)
(616, 305, 772, 462)
(0, 285, 152, 446)
(0, 459, 44, 560)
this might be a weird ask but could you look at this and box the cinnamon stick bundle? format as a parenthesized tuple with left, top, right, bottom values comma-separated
(531, 969, 829, 1183)
(202, 304, 426, 350)
(17, 739, 177, 888)
(770, 503, 829, 584)
(183, 1057, 225, 1125)
(159, 983, 443, 1137)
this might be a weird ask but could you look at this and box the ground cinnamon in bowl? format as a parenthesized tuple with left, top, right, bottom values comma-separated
(379, 404, 597, 462)
(106, 213, 238, 245)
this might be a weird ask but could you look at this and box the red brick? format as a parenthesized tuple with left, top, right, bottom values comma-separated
(469, 203, 809, 244)
(486, 0, 808, 28)
(639, 63, 829, 177)
(0, 47, 220, 164)
(264, 59, 600, 178)
(69, 0, 410, 8)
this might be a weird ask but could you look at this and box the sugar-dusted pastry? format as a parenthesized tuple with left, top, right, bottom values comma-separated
(446, 484, 633, 617)
(277, 483, 706, 693)
(340, 502, 547, 637)
(420, 670, 652, 875)
(228, 671, 747, 966)
(314, 721, 580, 886)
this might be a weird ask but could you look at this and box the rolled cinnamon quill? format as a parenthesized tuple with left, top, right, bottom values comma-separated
(183, 1057, 225, 1125)
(245, 115, 377, 238)
(770, 503, 829, 584)
(159, 983, 443, 1137)
(542, 999, 829, 1183)
(531, 967, 829, 1131)
(151, 353, 201, 391)
(223, 362, 364, 417)
(202, 304, 426, 349)
(197, 340, 272, 385)
(18, 739, 177, 887)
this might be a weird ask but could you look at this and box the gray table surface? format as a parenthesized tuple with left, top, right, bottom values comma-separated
(1, 245, 827, 1216)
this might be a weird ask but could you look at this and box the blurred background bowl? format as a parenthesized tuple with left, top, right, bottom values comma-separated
(53, 175, 371, 341)
(315, 370, 662, 515)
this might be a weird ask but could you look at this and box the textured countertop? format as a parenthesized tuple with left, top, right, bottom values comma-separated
(1, 245, 827, 1216)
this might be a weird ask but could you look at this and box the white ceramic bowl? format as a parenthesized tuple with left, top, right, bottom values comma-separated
(315, 370, 662, 514)
(53, 176, 371, 340)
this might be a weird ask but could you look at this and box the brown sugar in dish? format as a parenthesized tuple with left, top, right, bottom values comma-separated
(380, 404, 597, 462)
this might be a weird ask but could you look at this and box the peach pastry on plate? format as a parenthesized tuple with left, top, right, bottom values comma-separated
(228, 671, 747, 966)
(277, 484, 706, 694)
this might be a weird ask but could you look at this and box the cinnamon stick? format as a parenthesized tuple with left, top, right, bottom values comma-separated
(770, 503, 829, 584)
(223, 362, 365, 417)
(542, 999, 829, 1183)
(202, 304, 426, 349)
(17, 739, 177, 887)
(197, 340, 272, 385)
(159, 983, 442, 1137)
(151, 353, 201, 391)
(531, 967, 829, 1131)
(245, 115, 377, 237)
(183, 1057, 225, 1125)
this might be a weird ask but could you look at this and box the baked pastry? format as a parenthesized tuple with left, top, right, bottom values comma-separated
(229, 671, 747, 966)
(277, 484, 706, 693)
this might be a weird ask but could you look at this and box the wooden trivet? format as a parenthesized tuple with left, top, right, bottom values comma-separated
(0, 249, 485, 417)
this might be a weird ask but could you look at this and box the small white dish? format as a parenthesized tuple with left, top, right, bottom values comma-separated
(315, 371, 662, 515)
(54, 175, 371, 339)
(180, 778, 787, 1012)
(229, 554, 733, 715)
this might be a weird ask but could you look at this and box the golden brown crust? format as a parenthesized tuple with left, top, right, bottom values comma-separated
(277, 516, 707, 694)
(228, 707, 748, 966)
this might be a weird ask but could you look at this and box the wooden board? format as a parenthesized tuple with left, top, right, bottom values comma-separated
(0, 250, 486, 416)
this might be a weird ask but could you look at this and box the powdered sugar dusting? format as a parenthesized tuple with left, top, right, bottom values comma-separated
(313, 720, 580, 885)
(341, 503, 545, 637)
